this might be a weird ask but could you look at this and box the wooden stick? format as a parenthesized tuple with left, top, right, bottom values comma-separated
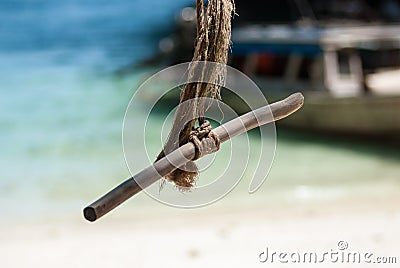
(83, 93, 304, 222)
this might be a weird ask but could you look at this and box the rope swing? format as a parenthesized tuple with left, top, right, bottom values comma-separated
(83, 0, 304, 222)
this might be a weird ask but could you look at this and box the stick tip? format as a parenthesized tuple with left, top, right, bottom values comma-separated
(83, 207, 97, 222)
(287, 92, 305, 106)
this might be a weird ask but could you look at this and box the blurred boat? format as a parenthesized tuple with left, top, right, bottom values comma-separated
(149, 1, 400, 140)
(230, 24, 400, 139)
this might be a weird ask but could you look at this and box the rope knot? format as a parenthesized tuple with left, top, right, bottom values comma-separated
(189, 120, 221, 160)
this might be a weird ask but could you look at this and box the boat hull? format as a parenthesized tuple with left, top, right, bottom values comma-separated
(278, 93, 400, 140)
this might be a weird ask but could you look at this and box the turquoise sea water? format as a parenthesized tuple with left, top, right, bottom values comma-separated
(0, 0, 192, 218)
(1, 0, 399, 221)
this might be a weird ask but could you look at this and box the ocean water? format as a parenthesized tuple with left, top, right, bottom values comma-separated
(1, 0, 400, 221)
(0, 0, 192, 218)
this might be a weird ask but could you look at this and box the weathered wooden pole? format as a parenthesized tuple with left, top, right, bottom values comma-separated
(83, 93, 304, 222)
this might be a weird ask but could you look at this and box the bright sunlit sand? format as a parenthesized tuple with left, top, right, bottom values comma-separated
(2, 188, 400, 268)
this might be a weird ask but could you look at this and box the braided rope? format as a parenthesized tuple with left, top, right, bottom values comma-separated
(156, 0, 234, 189)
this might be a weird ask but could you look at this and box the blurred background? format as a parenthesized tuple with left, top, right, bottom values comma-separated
(1, 0, 399, 267)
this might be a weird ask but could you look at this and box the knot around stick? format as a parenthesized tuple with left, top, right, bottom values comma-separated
(189, 120, 221, 160)
(83, 93, 304, 222)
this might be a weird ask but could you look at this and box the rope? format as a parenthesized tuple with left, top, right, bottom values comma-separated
(189, 120, 221, 161)
(156, 0, 234, 189)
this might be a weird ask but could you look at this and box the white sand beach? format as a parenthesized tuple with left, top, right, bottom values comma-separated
(2, 187, 399, 268)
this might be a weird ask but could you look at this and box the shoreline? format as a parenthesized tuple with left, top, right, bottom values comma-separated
(1, 188, 399, 267)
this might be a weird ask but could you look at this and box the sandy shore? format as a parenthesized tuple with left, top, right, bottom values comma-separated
(1, 191, 399, 268)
